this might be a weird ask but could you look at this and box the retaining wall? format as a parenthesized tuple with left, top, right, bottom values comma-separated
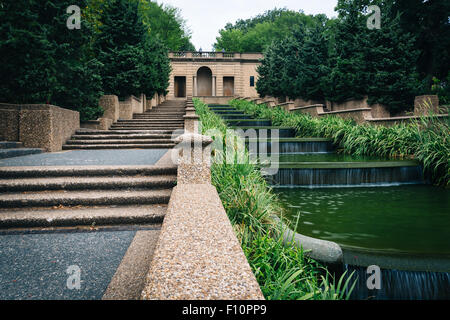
(0, 103, 79, 152)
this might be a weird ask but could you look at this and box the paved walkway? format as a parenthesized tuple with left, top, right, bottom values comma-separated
(0, 226, 161, 300)
(0, 149, 169, 167)
(0, 149, 173, 299)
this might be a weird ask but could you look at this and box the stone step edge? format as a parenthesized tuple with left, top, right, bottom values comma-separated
(0, 165, 177, 178)
(0, 175, 177, 192)
(0, 205, 166, 229)
(0, 189, 172, 208)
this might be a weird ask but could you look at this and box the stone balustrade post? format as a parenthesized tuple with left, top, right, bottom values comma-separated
(174, 133, 213, 184)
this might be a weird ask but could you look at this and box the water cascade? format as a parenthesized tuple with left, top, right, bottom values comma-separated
(209, 103, 450, 300)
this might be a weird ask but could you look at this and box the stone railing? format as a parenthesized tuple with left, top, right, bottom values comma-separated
(141, 104, 264, 300)
(169, 52, 263, 60)
(0, 103, 79, 152)
(236, 95, 448, 127)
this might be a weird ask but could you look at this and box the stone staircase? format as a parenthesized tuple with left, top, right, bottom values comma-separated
(0, 100, 185, 229)
(0, 165, 177, 228)
(63, 100, 186, 150)
(0, 141, 43, 159)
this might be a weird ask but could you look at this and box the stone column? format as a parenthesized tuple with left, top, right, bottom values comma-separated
(174, 133, 213, 184)
(212, 76, 216, 96)
(184, 102, 199, 133)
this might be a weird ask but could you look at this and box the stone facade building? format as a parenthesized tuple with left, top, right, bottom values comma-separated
(167, 52, 263, 100)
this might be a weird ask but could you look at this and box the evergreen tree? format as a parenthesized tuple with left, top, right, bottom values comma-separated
(324, 1, 369, 102)
(0, 0, 103, 120)
(94, 0, 170, 98)
(95, 0, 146, 98)
(365, 3, 420, 112)
(256, 39, 287, 99)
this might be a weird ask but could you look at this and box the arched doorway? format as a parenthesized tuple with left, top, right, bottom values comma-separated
(197, 67, 212, 96)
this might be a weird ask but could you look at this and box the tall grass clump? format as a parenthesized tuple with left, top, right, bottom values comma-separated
(193, 98, 355, 300)
(231, 99, 450, 186)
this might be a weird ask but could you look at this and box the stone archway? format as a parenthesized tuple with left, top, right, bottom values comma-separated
(196, 67, 212, 96)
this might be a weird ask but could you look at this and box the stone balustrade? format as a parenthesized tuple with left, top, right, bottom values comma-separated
(141, 132, 264, 300)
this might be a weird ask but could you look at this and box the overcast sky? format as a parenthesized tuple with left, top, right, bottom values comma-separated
(159, 0, 338, 51)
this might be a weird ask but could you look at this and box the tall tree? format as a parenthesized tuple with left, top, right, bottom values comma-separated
(94, 0, 170, 98)
(0, 0, 103, 121)
(324, 0, 369, 102)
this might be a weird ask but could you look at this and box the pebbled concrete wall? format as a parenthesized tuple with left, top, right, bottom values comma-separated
(0, 103, 79, 152)
(141, 134, 264, 300)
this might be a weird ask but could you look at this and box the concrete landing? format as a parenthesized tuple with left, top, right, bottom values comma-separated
(0, 225, 160, 300)
(0, 149, 169, 167)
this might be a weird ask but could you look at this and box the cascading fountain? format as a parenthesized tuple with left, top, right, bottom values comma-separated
(209, 103, 450, 300)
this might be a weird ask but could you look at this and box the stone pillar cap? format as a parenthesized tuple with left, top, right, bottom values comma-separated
(174, 132, 213, 146)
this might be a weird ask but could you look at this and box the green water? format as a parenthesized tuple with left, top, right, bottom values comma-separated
(276, 185, 450, 256)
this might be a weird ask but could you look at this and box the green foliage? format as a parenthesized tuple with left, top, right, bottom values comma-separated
(431, 74, 450, 106)
(214, 8, 326, 52)
(231, 99, 450, 187)
(392, 0, 450, 82)
(94, 0, 170, 98)
(257, 21, 330, 101)
(0, 0, 103, 120)
(194, 98, 355, 300)
(254, 1, 421, 113)
(138, 0, 195, 51)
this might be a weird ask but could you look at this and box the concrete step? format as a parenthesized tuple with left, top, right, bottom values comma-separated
(111, 123, 184, 126)
(0, 165, 177, 179)
(0, 175, 176, 192)
(70, 134, 174, 140)
(75, 129, 182, 135)
(0, 204, 166, 229)
(106, 128, 183, 132)
(66, 139, 174, 145)
(0, 148, 44, 160)
(0, 141, 23, 149)
(109, 127, 183, 131)
(63, 144, 175, 150)
(117, 120, 184, 124)
(141, 111, 186, 114)
(0, 189, 172, 208)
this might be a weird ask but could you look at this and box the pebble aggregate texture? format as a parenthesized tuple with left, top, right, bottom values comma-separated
(141, 132, 264, 300)
(99, 95, 120, 122)
(141, 184, 264, 300)
(0, 103, 79, 152)
(174, 133, 213, 184)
